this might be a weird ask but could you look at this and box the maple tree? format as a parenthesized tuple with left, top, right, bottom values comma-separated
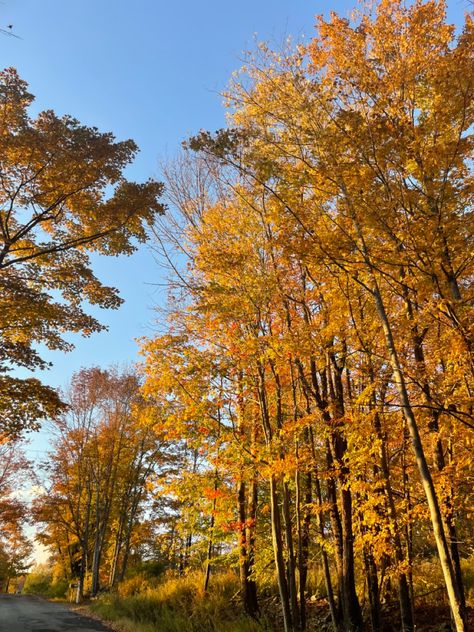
(0, 68, 164, 439)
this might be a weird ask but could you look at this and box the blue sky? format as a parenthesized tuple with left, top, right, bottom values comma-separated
(0, 0, 470, 448)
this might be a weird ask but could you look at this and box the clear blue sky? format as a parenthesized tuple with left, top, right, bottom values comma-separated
(0, 0, 469, 422)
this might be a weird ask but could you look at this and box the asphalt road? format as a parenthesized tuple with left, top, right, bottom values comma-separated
(0, 594, 113, 632)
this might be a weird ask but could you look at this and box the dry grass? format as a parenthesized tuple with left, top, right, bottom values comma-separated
(89, 571, 270, 632)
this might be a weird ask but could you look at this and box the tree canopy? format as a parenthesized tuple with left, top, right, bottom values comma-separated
(0, 68, 165, 438)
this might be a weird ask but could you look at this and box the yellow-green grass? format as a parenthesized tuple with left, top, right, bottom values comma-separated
(89, 571, 270, 632)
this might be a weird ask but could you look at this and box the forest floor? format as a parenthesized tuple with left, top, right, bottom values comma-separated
(266, 599, 474, 632)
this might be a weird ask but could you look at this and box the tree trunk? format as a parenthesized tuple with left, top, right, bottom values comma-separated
(296, 464, 311, 631)
(204, 473, 218, 593)
(329, 360, 363, 631)
(314, 468, 340, 632)
(344, 193, 468, 630)
(371, 281, 467, 632)
(270, 474, 293, 632)
(236, 371, 259, 617)
(238, 478, 259, 617)
(77, 542, 87, 604)
(406, 300, 466, 611)
(363, 547, 381, 632)
(372, 395, 414, 631)
(109, 514, 125, 588)
(270, 359, 300, 627)
(282, 479, 300, 629)
(257, 362, 293, 631)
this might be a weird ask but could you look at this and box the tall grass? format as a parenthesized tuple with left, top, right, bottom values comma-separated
(90, 571, 270, 632)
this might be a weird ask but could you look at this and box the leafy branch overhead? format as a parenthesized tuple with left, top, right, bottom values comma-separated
(0, 68, 165, 438)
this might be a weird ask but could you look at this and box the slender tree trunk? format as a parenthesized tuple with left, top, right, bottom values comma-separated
(363, 546, 381, 632)
(91, 504, 102, 596)
(314, 467, 340, 632)
(292, 363, 310, 631)
(295, 464, 311, 631)
(371, 385, 414, 632)
(182, 533, 192, 573)
(270, 474, 293, 632)
(257, 363, 293, 632)
(371, 281, 467, 631)
(77, 488, 92, 603)
(297, 358, 344, 626)
(77, 542, 87, 604)
(203, 512, 215, 593)
(406, 297, 465, 611)
(236, 371, 259, 617)
(282, 479, 300, 629)
(329, 359, 363, 631)
(325, 441, 344, 619)
(270, 360, 300, 627)
(204, 472, 218, 593)
(118, 487, 142, 583)
(402, 433, 416, 626)
(247, 477, 259, 613)
(91, 515, 108, 596)
(238, 478, 259, 617)
(346, 194, 467, 630)
(109, 514, 125, 588)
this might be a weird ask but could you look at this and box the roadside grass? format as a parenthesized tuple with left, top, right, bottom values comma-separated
(89, 571, 270, 632)
(49, 556, 474, 632)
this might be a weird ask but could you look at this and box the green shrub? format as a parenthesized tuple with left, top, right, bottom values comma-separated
(133, 560, 166, 579)
(24, 565, 53, 595)
(23, 564, 68, 599)
(23, 564, 69, 599)
(461, 554, 474, 606)
(47, 578, 69, 599)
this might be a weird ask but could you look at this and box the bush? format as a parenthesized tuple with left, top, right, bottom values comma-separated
(23, 565, 53, 595)
(47, 578, 69, 599)
(461, 554, 474, 606)
(23, 564, 68, 599)
(133, 560, 166, 579)
(118, 574, 154, 598)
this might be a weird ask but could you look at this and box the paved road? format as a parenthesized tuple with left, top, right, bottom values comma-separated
(0, 594, 113, 632)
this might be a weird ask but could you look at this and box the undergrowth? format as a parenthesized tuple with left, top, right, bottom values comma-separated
(89, 571, 270, 632)
(88, 556, 474, 632)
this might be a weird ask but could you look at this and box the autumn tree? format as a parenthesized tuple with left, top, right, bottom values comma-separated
(0, 68, 164, 439)
(0, 441, 34, 591)
(33, 367, 163, 601)
(16, 0, 465, 629)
